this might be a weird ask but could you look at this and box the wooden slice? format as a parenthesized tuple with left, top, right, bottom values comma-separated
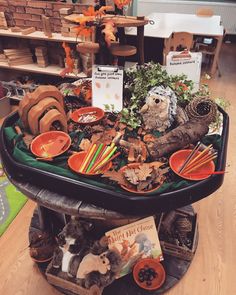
(110, 45, 137, 57)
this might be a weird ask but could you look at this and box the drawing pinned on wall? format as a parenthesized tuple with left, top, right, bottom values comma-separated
(92, 65, 124, 112)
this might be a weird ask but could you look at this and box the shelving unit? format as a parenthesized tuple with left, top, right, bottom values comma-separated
(0, 29, 80, 44)
(0, 29, 88, 80)
(0, 61, 87, 79)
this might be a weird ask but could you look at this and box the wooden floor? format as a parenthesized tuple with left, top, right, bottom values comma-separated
(0, 43, 236, 295)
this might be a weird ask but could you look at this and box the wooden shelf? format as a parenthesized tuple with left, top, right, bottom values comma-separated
(0, 61, 87, 79)
(0, 29, 79, 43)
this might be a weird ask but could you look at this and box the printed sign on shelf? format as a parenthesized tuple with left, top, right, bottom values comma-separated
(92, 65, 123, 112)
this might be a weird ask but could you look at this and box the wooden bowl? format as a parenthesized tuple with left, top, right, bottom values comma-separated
(119, 163, 161, 194)
(68, 151, 112, 176)
(30, 131, 71, 158)
(133, 258, 166, 290)
(70, 107, 104, 125)
(169, 149, 215, 181)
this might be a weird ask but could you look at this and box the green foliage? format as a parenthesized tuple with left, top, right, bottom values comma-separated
(122, 62, 194, 128)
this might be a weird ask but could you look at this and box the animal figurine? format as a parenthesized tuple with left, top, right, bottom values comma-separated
(51, 217, 93, 277)
(140, 86, 177, 132)
(77, 251, 111, 279)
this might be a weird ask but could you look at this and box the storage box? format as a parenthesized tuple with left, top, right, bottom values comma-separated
(0, 87, 11, 118)
(158, 208, 198, 261)
(46, 262, 103, 295)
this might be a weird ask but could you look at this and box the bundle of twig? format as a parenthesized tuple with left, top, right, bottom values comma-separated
(179, 143, 217, 175)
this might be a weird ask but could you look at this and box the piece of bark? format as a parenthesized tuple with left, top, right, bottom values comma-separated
(147, 119, 209, 159)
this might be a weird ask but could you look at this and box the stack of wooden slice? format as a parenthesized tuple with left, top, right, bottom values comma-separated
(35, 47, 49, 68)
(3, 48, 33, 66)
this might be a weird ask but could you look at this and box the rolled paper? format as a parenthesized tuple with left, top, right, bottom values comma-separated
(95, 146, 117, 170)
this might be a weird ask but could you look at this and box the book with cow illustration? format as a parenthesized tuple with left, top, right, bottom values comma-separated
(105, 216, 163, 278)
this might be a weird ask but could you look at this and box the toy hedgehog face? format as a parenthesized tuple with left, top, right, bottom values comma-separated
(99, 253, 110, 268)
(146, 91, 170, 112)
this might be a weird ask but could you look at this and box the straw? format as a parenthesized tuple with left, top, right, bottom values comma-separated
(79, 144, 96, 172)
(178, 141, 201, 173)
(93, 152, 121, 173)
(95, 146, 117, 171)
(89, 145, 115, 172)
(86, 143, 104, 173)
(185, 171, 225, 176)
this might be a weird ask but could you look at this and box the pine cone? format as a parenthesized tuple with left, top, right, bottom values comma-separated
(83, 125, 93, 137)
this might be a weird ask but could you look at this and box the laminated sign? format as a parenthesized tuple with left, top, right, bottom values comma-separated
(92, 65, 123, 112)
(166, 51, 202, 92)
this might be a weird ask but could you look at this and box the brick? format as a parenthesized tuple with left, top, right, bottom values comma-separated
(45, 9, 53, 17)
(13, 13, 29, 20)
(53, 4, 73, 11)
(8, 0, 27, 7)
(15, 19, 25, 26)
(0, 5, 8, 12)
(46, 3, 53, 10)
(9, 6, 16, 13)
(0, 0, 8, 5)
(25, 20, 42, 29)
(74, 5, 89, 13)
(53, 25, 61, 33)
(61, 27, 69, 33)
(31, 15, 41, 21)
(25, 8, 44, 15)
(27, 1, 47, 9)
(50, 18, 61, 26)
(53, 12, 60, 18)
(16, 7, 25, 13)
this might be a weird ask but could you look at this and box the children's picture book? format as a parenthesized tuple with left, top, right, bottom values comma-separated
(105, 216, 163, 278)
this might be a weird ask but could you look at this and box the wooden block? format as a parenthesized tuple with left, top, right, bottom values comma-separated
(35, 46, 47, 55)
(0, 26, 7, 30)
(37, 56, 48, 63)
(61, 27, 70, 33)
(59, 7, 73, 15)
(10, 26, 22, 32)
(61, 32, 69, 37)
(21, 27, 36, 35)
(42, 15, 52, 38)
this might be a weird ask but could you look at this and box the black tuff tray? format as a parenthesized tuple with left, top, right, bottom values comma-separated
(0, 109, 229, 214)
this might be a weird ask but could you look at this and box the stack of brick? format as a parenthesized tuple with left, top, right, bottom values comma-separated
(0, 11, 7, 29)
(0, 0, 91, 33)
(35, 46, 48, 68)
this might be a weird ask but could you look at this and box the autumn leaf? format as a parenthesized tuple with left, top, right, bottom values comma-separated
(137, 164, 152, 181)
(102, 170, 128, 186)
(124, 168, 139, 185)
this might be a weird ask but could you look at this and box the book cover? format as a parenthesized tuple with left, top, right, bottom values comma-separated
(105, 216, 163, 278)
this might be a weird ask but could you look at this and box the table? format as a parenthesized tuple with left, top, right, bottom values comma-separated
(126, 12, 224, 75)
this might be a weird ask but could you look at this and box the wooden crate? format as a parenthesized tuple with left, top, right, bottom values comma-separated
(46, 262, 103, 295)
(158, 208, 198, 261)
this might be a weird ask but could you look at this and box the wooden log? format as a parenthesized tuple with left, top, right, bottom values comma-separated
(77, 42, 100, 54)
(10, 26, 22, 32)
(21, 27, 36, 35)
(147, 119, 209, 159)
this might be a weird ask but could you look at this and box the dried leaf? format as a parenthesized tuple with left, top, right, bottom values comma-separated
(102, 170, 128, 186)
(79, 138, 91, 151)
(124, 168, 139, 185)
(137, 164, 152, 181)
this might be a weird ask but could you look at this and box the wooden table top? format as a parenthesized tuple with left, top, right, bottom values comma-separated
(64, 14, 149, 27)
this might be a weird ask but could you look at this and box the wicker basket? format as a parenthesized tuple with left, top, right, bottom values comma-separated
(158, 208, 198, 261)
(46, 262, 103, 295)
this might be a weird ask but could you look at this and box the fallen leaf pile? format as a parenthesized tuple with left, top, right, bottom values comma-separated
(103, 162, 169, 192)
